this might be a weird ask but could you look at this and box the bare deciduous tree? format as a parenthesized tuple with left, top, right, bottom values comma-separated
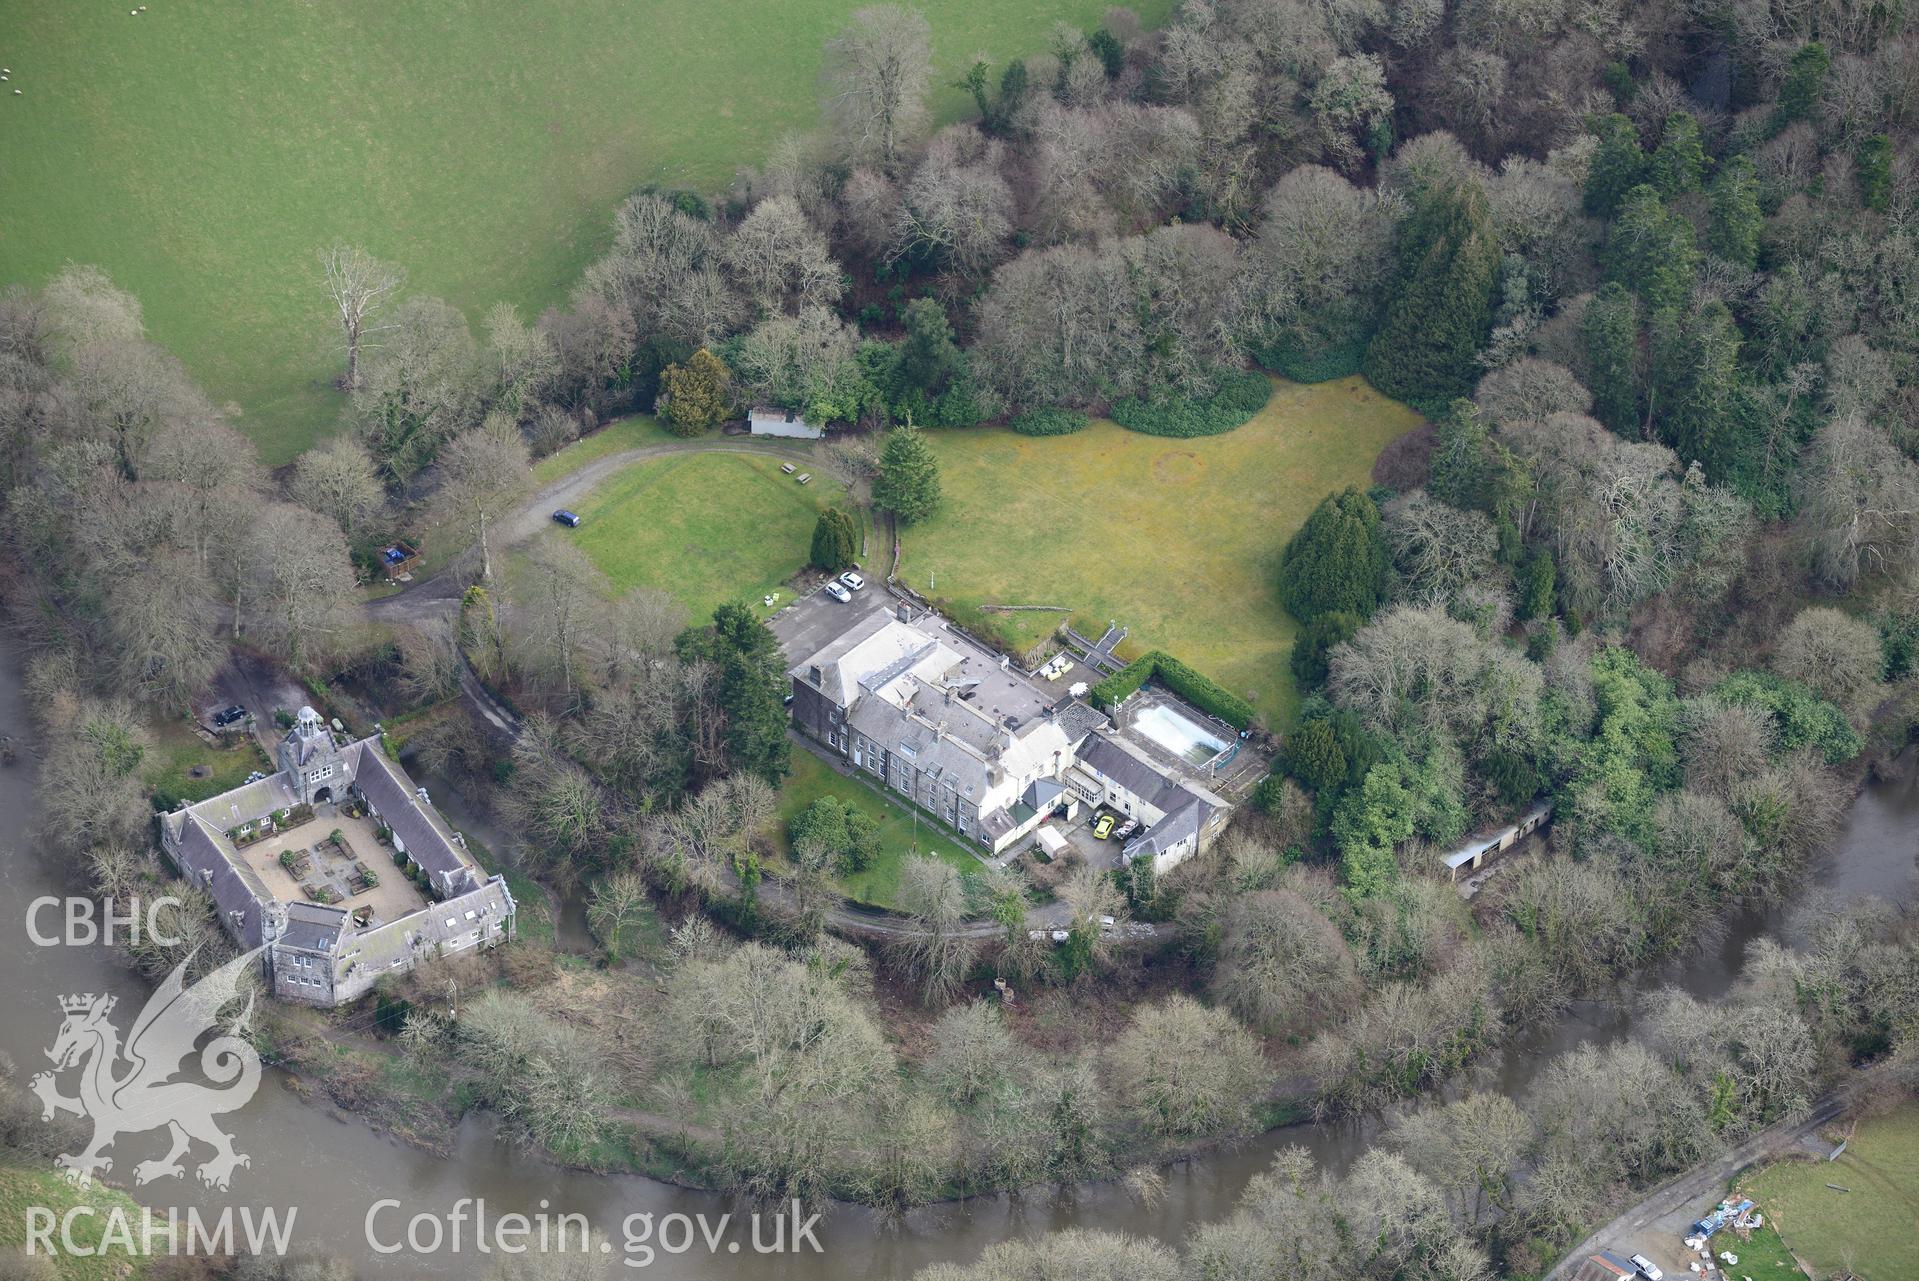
(822, 6, 934, 172)
(1109, 995, 1266, 1139)
(289, 435, 387, 545)
(1774, 605, 1887, 717)
(431, 417, 532, 582)
(892, 854, 977, 1006)
(585, 870, 651, 960)
(1211, 888, 1362, 1036)
(318, 243, 406, 392)
(241, 502, 358, 670)
(723, 196, 844, 316)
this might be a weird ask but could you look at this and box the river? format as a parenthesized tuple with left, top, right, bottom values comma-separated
(0, 639, 1912, 1278)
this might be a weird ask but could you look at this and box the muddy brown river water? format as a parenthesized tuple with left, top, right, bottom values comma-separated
(0, 639, 1912, 1278)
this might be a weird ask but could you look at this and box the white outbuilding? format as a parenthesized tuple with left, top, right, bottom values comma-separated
(748, 405, 823, 439)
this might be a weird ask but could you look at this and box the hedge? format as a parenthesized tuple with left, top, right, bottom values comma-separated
(1010, 407, 1090, 436)
(1088, 650, 1255, 729)
(1252, 338, 1367, 385)
(1109, 368, 1272, 438)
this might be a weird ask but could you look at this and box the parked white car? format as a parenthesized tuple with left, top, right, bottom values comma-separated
(839, 570, 865, 591)
(1629, 1255, 1663, 1281)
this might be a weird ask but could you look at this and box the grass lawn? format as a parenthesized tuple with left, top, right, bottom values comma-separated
(553, 450, 849, 624)
(770, 750, 982, 910)
(1742, 1101, 1919, 1281)
(897, 375, 1420, 727)
(0, 0, 1171, 465)
(142, 718, 271, 808)
(531, 414, 678, 485)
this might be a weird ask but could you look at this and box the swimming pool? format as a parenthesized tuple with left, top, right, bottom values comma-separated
(1132, 703, 1229, 767)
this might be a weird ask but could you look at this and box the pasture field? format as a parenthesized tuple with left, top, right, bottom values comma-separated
(548, 450, 849, 624)
(0, 0, 1170, 465)
(896, 376, 1421, 727)
(1743, 1102, 1919, 1281)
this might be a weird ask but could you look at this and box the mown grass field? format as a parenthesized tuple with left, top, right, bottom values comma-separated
(769, 751, 981, 909)
(1743, 1102, 1919, 1280)
(0, 0, 1171, 465)
(897, 376, 1421, 727)
(550, 451, 849, 625)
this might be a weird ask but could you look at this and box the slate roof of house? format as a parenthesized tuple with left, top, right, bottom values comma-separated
(1053, 700, 1109, 746)
(1123, 792, 1212, 861)
(351, 746, 479, 899)
(345, 878, 515, 977)
(179, 774, 300, 836)
(1023, 777, 1066, 812)
(280, 901, 348, 953)
(170, 812, 272, 949)
(1075, 733, 1192, 813)
(979, 807, 1016, 842)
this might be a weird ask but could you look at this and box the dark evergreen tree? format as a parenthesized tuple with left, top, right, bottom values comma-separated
(810, 508, 859, 572)
(1428, 400, 1495, 510)
(693, 602, 792, 783)
(1278, 487, 1388, 623)
(1362, 180, 1500, 408)
(1650, 301, 1744, 481)
(987, 61, 1029, 134)
(1518, 549, 1557, 621)
(1606, 185, 1699, 313)
(1708, 156, 1763, 270)
(1583, 282, 1642, 435)
(1086, 27, 1124, 78)
(1650, 112, 1708, 196)
(1584, 114, 1648, 216)
(874, 423, 943, 524)
(1282, 719, 1347, 795)
(1774, 42, 1830, 131)
(1290, 611, 1362, 689)
(896, 298, 962, 396)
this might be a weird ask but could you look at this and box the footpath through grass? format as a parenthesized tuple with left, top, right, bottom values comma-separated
(552, 451, 849, 625)
(770, 751, 981, 910)
(898, 375, 1420, 728)
(1743, 1101, 1919, 1280)
(0, 0, 1171, 464)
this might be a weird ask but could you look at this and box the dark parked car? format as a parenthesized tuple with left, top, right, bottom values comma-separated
(552, 509, 582, 528)
(211, 704, 247, 728)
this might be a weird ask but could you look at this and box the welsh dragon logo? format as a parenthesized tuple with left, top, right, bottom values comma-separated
(29, 948, 263, 1190)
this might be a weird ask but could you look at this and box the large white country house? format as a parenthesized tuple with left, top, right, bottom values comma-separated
(784, 601, 1231, 870)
